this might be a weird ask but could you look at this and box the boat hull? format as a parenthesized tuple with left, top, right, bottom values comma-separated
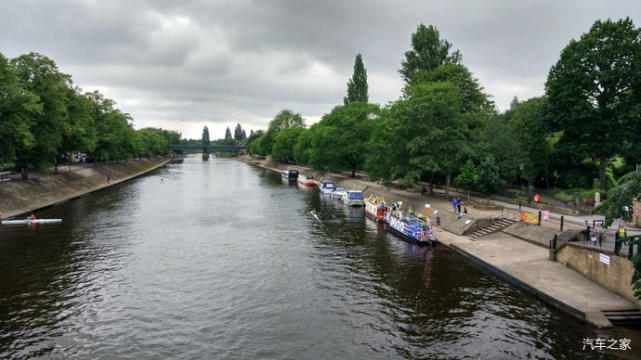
(1, 219, 62, 225)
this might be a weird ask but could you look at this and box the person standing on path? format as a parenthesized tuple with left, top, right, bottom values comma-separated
(452, 198, 457, 213)
(456, 197, 462, 213)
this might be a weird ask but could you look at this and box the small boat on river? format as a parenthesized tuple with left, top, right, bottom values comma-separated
(297, 174, 315, 186)
(331, 186, 346, 200)
(385, 202, 434, 246)
(343, 191, 365, 206)
(319, 180, 335, 194)
(281, 169, 299, 182)
(1, 219, 62, 225)
(364, 195, 387, 222)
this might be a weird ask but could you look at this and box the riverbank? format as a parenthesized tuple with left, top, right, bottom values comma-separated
(0, 156, 171, 220)
(238, 155, 640, 328)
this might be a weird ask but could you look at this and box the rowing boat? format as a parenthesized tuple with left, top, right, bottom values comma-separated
(1, 219, 63, 225)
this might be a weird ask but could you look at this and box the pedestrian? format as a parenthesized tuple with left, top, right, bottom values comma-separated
(619, 224, 626, 239)
(452, 198, 457, 213)
(457, 197, 462, 213)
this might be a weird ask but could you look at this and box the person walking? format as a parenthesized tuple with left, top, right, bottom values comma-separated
(456, 197, 462, 213)
(452, 198, 457, 213)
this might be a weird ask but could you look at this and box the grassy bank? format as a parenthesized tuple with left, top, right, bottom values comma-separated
(0, 156, 171, 220)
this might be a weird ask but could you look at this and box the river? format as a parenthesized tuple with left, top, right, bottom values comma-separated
(0, 155, 637, 359)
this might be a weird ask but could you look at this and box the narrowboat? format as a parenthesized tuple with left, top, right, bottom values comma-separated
(281, 169, 299, 182)
(319, 180, 335, 194)
(297, 174, 315, 186)
(343, 191, 365, 206)
(385, 202, 435, 246)
(364, 195, 387, 222)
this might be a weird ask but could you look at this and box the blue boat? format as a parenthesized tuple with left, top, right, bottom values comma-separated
(319, 180, 335, 194)
(385, 202, 434, 246)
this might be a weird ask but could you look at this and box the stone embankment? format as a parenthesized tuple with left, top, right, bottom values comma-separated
(238, 155, 640, 328)
(0, 156, 171, 220)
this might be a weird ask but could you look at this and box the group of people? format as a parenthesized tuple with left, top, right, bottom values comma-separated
(452, 197, 468, 218)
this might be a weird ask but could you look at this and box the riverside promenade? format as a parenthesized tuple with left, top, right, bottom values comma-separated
(238, 155, 640, 328)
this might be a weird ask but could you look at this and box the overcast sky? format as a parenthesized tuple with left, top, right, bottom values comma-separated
(1, 1, 640, 139)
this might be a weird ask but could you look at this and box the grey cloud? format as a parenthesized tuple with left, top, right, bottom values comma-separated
(1, 0, 640, 138)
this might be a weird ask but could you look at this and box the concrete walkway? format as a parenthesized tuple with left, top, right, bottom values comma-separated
(435, 229, 637, 328)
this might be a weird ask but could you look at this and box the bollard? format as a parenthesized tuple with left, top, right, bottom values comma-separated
(628, 239, 634, 260)
(560, 216, 564, 231)
(553, 234, 557, 249)
(538, 211, 541, 226)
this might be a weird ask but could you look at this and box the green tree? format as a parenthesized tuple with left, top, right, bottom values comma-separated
(546, 17, 641, 190)
(0, 53, 41, 167)
(60, 87, 97, 162)
(399, 24, 461, 84)
(233, 123, 245, 140)
(308, 103, 379, 176)
(11, 53, 70, 177)
(261, 109, 305, 155)
(272, 127, 304, 163)
(456, 159, 477, 200)
(225, 126, 232, 140)
(344, 53, 368, 104)
(476, 156, 505, 195)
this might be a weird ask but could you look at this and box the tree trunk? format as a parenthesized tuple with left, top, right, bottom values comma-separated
(21, 165, 29, 180)
(351, 168, 356, 178)
(445, 173, 451, 197)
(429, 173, 435, 195)
(599, 155, 607, 191)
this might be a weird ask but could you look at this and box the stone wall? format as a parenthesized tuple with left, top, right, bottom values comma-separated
(555, 243, 639, 306)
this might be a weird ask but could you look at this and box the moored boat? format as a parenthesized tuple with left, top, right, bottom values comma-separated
(343, 190, 365, 206)
(281, 169, 299, 182)
(297, 174, 315, 186)
(319, 180, 335, 194)
(330, 186, 346, 200)
(364, 195, 387, 222)
(385, 202, 434, 246)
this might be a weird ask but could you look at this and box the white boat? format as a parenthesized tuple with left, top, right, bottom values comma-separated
(331, 186, 346, 200)
(319, 180, 335, 194)
(343, 190, 365, 206)
(1, 219, 63, 225)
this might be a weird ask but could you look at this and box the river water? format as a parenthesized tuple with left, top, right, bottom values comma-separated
(0, 155, 637, 359)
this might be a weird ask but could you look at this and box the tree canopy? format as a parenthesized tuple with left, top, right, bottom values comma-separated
(399, 24, 461, 84)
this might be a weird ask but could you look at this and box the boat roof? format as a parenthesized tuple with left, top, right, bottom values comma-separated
(333, 186, 345, 191)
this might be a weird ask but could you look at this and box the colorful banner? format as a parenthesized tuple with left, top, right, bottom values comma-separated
(520, 211, 539, 224)
(542, 210, 550, 221)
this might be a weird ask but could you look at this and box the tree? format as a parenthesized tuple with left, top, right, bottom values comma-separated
(11, 53, 70, 177)
(261, 109, 305, 155)
(456, 159, 477, 200)
(307, 103, 379, 176)
(343, 53, 368, 104)
(202, 126, 210, 146)
(0, 53, 41, 167)
(272, 127, 304, 163)
(475, 156, 505, 195)
(225, 127, 232, 140)
(399, 24, 461, 84)
(546, 17, 641, 190)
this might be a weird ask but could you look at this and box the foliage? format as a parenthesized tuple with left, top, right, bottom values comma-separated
(455, 160, 476, 190)
(475, 156, 505, 195)
(546, 17, 641, 190)
(305, 103, 379, 176)
(594, 172, 641, 227)
(272, 127, 304, 163)
(202, 126, 210, 146)
(233, 123, 246, 140)
(399, 24, 461, 84)
(225, 127, 232, 139)
(344, 53, 368, 104)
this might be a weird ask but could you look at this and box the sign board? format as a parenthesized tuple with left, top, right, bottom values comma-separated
(542, 210, 550, 221)
(599, 253, 610, 265)
(593, 220, 604, 229)
(520, 211, 539, 224)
